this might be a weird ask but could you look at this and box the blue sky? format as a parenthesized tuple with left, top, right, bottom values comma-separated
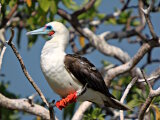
(1, 0, 160, 119)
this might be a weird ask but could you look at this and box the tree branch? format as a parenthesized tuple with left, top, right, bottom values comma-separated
(138, 70, 160, 120)
(0, 93, 50, 120)
(104, 39, 160, 86)
(71, 101, 92, 120)
(1, 3, 18, 28)
(141, 0, 158, 40)
(120, 77, 138, 120)
(0, 46, 6, 72)
(7, 28, 49, 107)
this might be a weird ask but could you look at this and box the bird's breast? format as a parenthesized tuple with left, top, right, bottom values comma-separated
(40, 50, 82, 97)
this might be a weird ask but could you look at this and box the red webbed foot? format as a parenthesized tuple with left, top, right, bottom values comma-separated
(55, 92, 77, 110)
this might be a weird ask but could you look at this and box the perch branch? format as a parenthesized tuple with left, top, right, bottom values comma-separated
(0, 93, 50, 120)
(7, 28, 49, 107)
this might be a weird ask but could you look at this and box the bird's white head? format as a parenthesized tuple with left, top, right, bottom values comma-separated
(26, 21, 69, 49)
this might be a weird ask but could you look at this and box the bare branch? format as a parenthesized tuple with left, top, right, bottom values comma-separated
(7, 28, 49, 107)
(138, 67, 160, 82)
(84, 28, 131, 63)
(0, 3, 1, 14)
(28, 93, 38, 106)
(138, 74, 159, 82)
(141, 0, 158, 40)
(138, 68, 160, 120)
(69, 31, 78, 53)
(105, 39, 160, 86)
(0, 93, 50, 120)
(138, 96, 153, 120)
(141, 57, 160, 69)
(58, 8, 132, 63)
(141, 70, 152, 90)
(49, 100, 56, 120)
(0, 46, 6, 72)
(0, 28, 7, 74)
(120, 77, 138, 120)
(138, 86, 160, 119)
(72, 101, 92, 120)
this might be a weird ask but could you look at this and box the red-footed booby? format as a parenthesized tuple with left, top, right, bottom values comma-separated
(26, 21, 131, 110)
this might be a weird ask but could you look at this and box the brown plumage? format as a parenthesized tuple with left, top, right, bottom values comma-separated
(64, 54, 132, 110)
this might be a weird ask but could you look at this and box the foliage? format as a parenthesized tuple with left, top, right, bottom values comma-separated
(0, 0, 160, 120)
(83, 106, 105, 120)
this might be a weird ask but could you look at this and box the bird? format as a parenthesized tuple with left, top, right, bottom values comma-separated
(26, 21, 131, 110)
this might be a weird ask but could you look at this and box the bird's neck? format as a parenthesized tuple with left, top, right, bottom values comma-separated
(41, 36, 69, 58)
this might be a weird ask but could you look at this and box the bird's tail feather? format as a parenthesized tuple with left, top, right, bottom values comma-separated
(104, 97, 132, 111)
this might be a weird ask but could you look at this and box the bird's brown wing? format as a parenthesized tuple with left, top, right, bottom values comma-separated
(64, 54, 114, 98)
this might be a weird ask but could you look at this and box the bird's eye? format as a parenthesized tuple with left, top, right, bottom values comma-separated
(46, 26, 52, 30)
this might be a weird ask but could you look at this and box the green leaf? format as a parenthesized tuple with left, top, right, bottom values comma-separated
(131, 20, 140, 26)
(107, 18, 117, 25)
(127, 99, 141, 108)
(38, 0, 50, 12)
(97, 13, 106, 19)
(62, 0, 79, 11)
(83, 107, 105, 120)
(50, 1, 57, 14)
(8, 0, 16, 7)
(94, 0, 102, 8)
(101, 60, 111, 67)
(117, 10, 132, 24)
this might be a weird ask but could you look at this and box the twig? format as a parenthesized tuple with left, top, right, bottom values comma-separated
(138, 70, 160, 120)
(0, 46, 6, 72)
(49, 100, 55, 120)
(141, 70, 152, 90)
(138, 75, 159, 82)
(89, 0, 131, 26)
(120, 77, 137, 120)
(141, 0, 158, 40)
(71, 101, 92, 120)
(76, 43, 94, 55)
(141, 59, 160, 69)
(0, 3, 1, 14)
(69, 32, 78, 53)
(28, 93, 38, 107)
(7, 28, 49, 107)
(138, 67, 160, 82)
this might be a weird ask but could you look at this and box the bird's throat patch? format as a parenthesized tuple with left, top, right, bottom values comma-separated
(48, 31, 55, 36)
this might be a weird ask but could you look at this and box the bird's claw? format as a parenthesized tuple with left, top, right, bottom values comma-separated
(55, 84, 87, 110)
(49, 100, 56, 108)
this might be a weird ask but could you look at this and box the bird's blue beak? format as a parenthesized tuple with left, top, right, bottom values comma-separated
(26, 27, 48, 35)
